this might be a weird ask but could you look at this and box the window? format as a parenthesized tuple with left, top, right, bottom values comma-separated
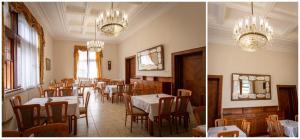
(77, 51, 97, 79)
(3, 3, 39, 92)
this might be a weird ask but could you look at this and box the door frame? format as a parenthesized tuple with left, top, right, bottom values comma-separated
(276, 85, 298, 119)
(171, 47, 206, 96)
(125, 55, 136, 84)
(208, 75, 223, 119)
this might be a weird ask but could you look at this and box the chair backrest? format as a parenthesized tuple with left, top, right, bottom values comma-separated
(45, 101, 68, 123)
(295, 115, 298, 121)
(13, 104, 40, 131)
(59, 88, 73, 96)
(44, 89, 56, 97)
(193, 106, 206, 125)
(117, 84, 125, 94)
(215, 118, 228, 127)
(10, 95, 22, 108)
(177, 89, 192, 96)
(84, 92, 91, 109)
(241, 119, 251, 136)
(22, 123, 68, 137)
(158, 97, 174, 116)
(266, 118, 274, 136)
(217, 131, 239, 137)
(174, 96, 190, 113)
(79, 84, 85, 94)
(268, 114, 278, 121)
(270, 119, 284, 137)
(2, 131, 21, 137)
(125, 84, 134, 95)
(123, 93, 133, 114)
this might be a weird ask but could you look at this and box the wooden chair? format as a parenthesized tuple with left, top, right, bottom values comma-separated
(270, 119, 285, 137)
(266, 118, 274, 137)
(59, 88, 73, 96)
(217, 130, 239, 137)
(268, 114, 278, 121)
(123, 93, 148, 132)
(154, 97, 174, 136)
(45, 101, 68, 123)
(215, 118, 228, 127)
(2, 130, 21, 137)
(193, 106, 206, 125)
(38, 85, 44, 97)
(177, 89, 192, 96)
(13, 104, 41, 132)
(241, 119, 251, 136)
(9, 95, 22, 108)
(44, 89, 56, 97)
(79, 92, 90, 126)
(22, 123, 68, 137)
(124, 84, 134, 96)
(100, 84, 109, 103)
(295, 115, 298, 121)
(112, 84, 125, 103)
(171, 96, 190, 133)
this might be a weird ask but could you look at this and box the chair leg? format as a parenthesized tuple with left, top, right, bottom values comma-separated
(130, 116, 133, 133)
(175, 116, 179, 134)
(184, 115, 188, 131)
(169, 118, 172, 135)
(159, 119, 162, 136)
(141, 116, 143, 128)
(125, 113, 127, 127)
(86, 113, 89, 127)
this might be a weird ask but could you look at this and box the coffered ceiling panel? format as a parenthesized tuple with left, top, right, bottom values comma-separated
(25, 2, 176, 43)
(208, 2, 298, 52)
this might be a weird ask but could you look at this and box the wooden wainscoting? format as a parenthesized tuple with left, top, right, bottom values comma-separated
(223, 106, 284, 136)
(130, 76, 172, 95)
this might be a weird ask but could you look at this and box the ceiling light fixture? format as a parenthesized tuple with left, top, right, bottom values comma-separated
(87, 20, 104, 52)
(96, 2, 128, 37)
(233, 2, 273, 52)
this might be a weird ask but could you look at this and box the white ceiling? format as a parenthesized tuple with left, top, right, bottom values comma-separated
(208, 2, 298, 52)
(25, 2, 176, 44)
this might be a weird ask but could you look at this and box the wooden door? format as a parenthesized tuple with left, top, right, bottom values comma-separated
(208, 75, 223, 128)
(277, 85, 298, 120)
(172, 47, 205, 106)
(125, 56, 136, 84)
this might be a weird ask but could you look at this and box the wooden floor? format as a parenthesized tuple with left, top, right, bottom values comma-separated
(2, 89, 196, 137)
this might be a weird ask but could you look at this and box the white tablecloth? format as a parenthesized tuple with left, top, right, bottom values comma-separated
(280, 120, 298, 137)
(24, 96, 80, 117)
(97, 82, 106, 89)
(131, 94, 193, 121)
(208, 125, 247, 137)
(105, 85, 118, 97)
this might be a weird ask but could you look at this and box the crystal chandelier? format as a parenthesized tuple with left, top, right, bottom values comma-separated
(233, 2, 273, 52)
(96, 2, 128, 37)
(87, 20, 104, 52)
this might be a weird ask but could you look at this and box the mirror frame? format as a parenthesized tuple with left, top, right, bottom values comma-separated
(231, 73, 271, 101)
(137, 45, 164, 71)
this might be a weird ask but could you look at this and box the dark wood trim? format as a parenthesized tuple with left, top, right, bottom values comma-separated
(171, 47, 206, 96)
(125, 55, 136, 84)
(208, 75, 223, 118)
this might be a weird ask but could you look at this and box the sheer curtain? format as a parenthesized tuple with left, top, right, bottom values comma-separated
(17, 13, 39, 89)
(76, 51, 97, 79)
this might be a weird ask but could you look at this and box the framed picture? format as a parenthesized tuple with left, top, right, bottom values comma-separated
(46, 58, 51, 71)
(137, 45, 164, 71)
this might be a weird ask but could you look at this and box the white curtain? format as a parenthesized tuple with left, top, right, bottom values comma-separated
(77, 51, 97, 79)
(17, 14, 39, 89)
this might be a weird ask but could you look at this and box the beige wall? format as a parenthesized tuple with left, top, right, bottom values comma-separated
(118, 3, 206, 79)
(43, 30, 55, 86)
(53, 40, 119, 80)
(208, 43, 298, 108)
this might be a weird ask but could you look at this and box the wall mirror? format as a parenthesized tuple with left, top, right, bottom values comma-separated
(137, 45, 164, 71)
(232, 73, 271, 101)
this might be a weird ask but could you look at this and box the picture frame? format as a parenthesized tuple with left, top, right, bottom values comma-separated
(46, 58, 51, 71)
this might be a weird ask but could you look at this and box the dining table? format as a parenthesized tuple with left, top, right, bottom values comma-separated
(131, 93, 193, 136)
(96, 81, 106, 89)
(207, 125, 247, 137)
(24, 96, 80, 135)
(105, 85, 118, 97)
(192, 125, 206, 137)
(280, 120, 298, 137)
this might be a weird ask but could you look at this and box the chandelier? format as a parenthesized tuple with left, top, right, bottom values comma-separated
(233, 2, 273, 52)
(96, 2, 128, 37)
(87, 20, 104, 52)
